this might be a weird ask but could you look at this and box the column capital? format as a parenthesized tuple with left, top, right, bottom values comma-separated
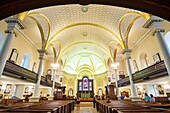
(37, 49, 47, 60)
(5, 16, 26, 33)
(122, 49, 132, 59)
(142, 16, 165, 35)
(143, 16, 164, 29)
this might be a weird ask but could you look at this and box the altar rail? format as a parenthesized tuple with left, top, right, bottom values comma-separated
(117, 61, 168, 87)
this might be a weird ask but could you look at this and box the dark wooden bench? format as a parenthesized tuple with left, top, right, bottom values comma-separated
(0, 100, 74, 113)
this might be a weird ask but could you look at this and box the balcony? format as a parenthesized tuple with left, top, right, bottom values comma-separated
(117, 76, 130, 87)
(132, 61, 168, 83)
(3, 60, 53, 87)
(117, 61, 168, 87)
(41, 76, 53, 87)
(3, 60, 37, 83)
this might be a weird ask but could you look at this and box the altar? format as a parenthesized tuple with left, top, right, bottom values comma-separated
(77, 76, 94, 101)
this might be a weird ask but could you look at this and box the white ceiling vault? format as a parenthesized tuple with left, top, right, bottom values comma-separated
(19, 4, 150, 75)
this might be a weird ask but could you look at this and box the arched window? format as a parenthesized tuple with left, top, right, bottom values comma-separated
(98, 88, 103, 96)
(133, 60, 139, 72)
(20, 53, 30, 69)
(165, 31, 170, 49)
(68, 88, 73, 96)
(139, 53, 149, 69)
(82, 76, 89, 91)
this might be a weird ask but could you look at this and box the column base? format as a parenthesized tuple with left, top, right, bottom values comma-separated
(48, 96, 54, 100)
(130, 96, 141, 102)
(29, 96, 40, 102)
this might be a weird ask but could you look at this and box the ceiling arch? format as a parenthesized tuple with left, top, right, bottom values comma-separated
(47, 22, 123, 48)
(57, 41, 114, 62)
(0, 0, 169, 21)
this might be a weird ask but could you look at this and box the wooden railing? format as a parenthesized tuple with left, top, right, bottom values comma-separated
(117, 61, 168, 87)
(3, 60, 53, 87)
(41, 76, 53, 87)
(132, 61, 167, 82)
(3, 60, 37, 83)
(117, 76, 130, 87)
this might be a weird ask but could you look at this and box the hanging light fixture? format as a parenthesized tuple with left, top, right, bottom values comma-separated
(81, 5, 88, 12)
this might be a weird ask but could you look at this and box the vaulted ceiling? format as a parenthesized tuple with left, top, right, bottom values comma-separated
(17, 4, 150, 75)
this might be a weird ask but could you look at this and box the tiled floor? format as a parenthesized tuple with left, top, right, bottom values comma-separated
(72, 107, 98, 113)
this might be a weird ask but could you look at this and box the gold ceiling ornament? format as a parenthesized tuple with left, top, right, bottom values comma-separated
(118, 11, 151, 49)
(51, 40, 63, 49)
(141, 12, 151, 20)
(17, 11, 30, 21)
(57, 41, 113, 62)
(113, 47, 118, 62)
(18, 11, 52, 50)
(49, 43, 59, 63)
(47, 22, 123, 47)
(27, 12, 51, 49)
(125, 16, 141, 49)
(28, 15, 45, 49)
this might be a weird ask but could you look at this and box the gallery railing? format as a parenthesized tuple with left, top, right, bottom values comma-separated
(41, 76, 53, 87)
(3, 60, 53, 87)
(3, 60, 37, 83)
(132, 61, 167, 82)
(117, 76, 130, 87)
(117, 61, 168, 87)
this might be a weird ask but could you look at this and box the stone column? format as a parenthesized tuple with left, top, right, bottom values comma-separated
(29, 50, 46, 102)
(143, 16, 170, 77)
(0, 17, 25, 78)
(114, 69, 120, 97)
(48, 69, 55, 100)
(122, 49, 140, 101)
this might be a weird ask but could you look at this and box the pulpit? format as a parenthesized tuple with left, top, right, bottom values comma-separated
(54, 82, 66, 100)
(105, 84, 117, 100)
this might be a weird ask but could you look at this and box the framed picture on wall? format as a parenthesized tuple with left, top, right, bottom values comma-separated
(4, 84, 12, 94)
(8, 48, 19, 63)
(153, 53, 161, 63)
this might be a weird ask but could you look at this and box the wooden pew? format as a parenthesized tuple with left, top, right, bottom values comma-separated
(96, 100, 170, 113)
(0, 100, 74, 113)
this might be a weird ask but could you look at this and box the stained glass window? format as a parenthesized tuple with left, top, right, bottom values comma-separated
(83, 77, 89, 91)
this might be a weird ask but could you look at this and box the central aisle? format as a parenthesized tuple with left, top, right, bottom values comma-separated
(72, 107, 98, 113)
(72, 102, 98, 113)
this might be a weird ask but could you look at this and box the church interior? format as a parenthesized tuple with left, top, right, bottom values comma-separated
(0, 0, 170, 113)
